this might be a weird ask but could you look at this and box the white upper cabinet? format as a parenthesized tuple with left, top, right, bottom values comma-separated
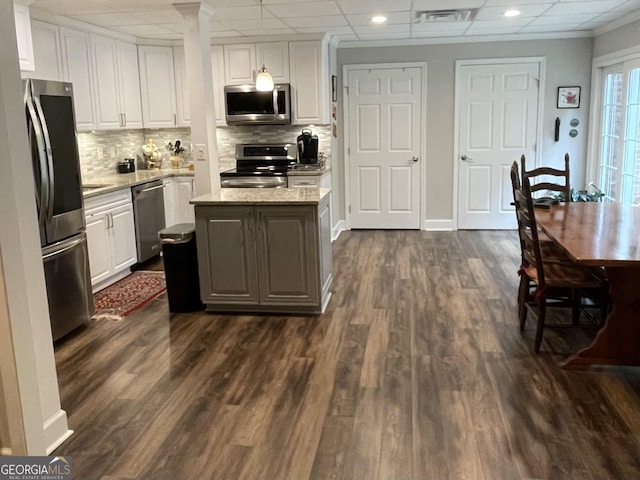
(224, 42, 290, 86)
(26, 20, 62, 81)
(173, 46, 190, 127)
(289, 40, 329, 125)
(224, 43, 257, 85)
(59, 27, 97, 131)
(116, 42, 143, 129)
(92, 37, 143, 130)
(256, 42, 289, 84)
(138, 45, 178, 128)
(211, 45, 226, 126)
(14, 3, 35, 72)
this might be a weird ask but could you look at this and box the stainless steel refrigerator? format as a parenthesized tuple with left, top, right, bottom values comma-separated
(24, 78, 93, 341)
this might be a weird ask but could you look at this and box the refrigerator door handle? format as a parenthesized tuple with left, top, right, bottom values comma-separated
(33, 96, 55, 223)
(24, 80, 49, 226)
(42, 234, 86, 261)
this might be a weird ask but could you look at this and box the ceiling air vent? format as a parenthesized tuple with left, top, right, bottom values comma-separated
(414, 9, 476, 23)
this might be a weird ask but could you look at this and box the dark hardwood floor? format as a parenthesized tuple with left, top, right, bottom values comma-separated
(53, 230, 640, 480)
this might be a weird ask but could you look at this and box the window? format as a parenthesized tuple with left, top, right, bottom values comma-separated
(596, 59, 640, 204)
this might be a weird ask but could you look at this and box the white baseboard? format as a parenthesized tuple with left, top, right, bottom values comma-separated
(331, 220, 347, 241)
(44, 409, 73, 455)
(423, 219, 455, 231)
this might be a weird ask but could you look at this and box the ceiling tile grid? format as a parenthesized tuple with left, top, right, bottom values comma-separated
(25, 0, 640, 42)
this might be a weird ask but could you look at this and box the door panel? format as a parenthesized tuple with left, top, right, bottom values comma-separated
(348, 66, 422, 229)
(457, 62, 540, 229)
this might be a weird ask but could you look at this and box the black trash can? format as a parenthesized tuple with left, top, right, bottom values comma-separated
(159, 223, 204, 312)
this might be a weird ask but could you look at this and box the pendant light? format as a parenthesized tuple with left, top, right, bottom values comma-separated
(256, 0, 274, 91)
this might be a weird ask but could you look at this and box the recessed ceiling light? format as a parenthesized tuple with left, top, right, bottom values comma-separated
(503, 9, 521, 17)
(371, 15, 388, 24)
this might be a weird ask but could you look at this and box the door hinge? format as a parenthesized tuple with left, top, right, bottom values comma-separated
(348, 205, 351, 213)
(347, 146, 350, 156)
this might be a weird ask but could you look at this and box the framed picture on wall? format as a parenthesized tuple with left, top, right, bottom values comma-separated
(557, 86, 581, 109)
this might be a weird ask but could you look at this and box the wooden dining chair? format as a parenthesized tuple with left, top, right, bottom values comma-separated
(521, 153, 571, 202)
(513, 171, 609, 353)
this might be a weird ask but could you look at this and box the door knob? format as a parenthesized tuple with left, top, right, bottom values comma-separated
(410, 156, 419, 163)
(461, 155, 473, 161)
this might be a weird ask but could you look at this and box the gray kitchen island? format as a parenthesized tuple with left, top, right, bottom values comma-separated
(191, 188, 332, 314)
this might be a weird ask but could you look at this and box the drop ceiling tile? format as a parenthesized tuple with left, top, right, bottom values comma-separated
(413, 0, 484, 10)
(475, 4, 553, 20)
(220, 18, 290, 30)
(464, 25, 526, 34)
(295, 25, 355, 34)
(210, 6, 261, 20)
(235, 28, 298, 36)
(67, 12, 147, 26)
(211, 30, 243, 38)
(528, 12, 601, 25)
(32, 0, 115, 15)
(546, 0, 629, 15)
(465, 18, 531, 28)
(134, 10, 184, 24)
(266, 1, 341, 17)
(519, 23, 590, 33)
(282, 15, 348, 28)
(352, 23, 409, 34)
(411, 22, 470, 33)
(357, 31, 411, 40)
(334, 0, 411, 15)
(332, 33, 360, 41)
(110, 24, 176, 35)
(346, 11, 411, 25)
(483, 0, 562, 5)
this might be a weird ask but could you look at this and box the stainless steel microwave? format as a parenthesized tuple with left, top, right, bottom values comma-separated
(224, 83, 291, 125)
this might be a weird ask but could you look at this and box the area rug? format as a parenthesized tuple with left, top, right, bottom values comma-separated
(92, 271, 166, 321)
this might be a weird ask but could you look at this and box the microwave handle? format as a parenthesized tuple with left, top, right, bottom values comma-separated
(272, 88, 278, 115)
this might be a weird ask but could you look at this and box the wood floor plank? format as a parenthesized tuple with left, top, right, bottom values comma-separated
(52, 230, 640, 479)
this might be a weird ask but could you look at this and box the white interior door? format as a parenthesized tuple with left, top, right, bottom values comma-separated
(457, 62, 540, 229)
(347, 66, 423, 229)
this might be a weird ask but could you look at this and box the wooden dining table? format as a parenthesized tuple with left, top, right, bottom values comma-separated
(535, 202, 640, 370)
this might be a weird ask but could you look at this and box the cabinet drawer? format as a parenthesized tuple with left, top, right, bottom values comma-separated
(288, 176, 320, 188)
(85, 188, 132, 214)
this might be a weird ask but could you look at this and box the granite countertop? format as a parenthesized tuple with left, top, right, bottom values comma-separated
(83, 167, 194, 198)
(191, 187, 331, 206)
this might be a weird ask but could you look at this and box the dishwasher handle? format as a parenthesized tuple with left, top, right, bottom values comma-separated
(139, 184, 164, 193)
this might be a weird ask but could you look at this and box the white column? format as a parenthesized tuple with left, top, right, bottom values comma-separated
(174, 2, 220, 196)
(0, 0, 71, 454)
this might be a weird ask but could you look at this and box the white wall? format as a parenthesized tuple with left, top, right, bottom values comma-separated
(0, 0, 71, 455)
(594, 19, 640, 58)
(336, 38, 593, 225)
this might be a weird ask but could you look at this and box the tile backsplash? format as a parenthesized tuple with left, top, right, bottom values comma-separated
(78, 124, 331, 181)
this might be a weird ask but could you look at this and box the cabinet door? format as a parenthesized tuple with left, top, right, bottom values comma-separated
(109, 203, 137, 273)
(85, 212, 111, 287)
(176, 177, 195, 224)
(138, 45, 178, 128)
(14, 4, 35, 72)
(224, 44, 256, 85)
(60, 27, 96, 131)
(195, 206, 259, 304)
(211, 45, 226, 125)
(289, 40, 328, 125)
(256, 42, 289, 83)
(117, 42, 143, 129)
(256, 206, 319, 305)
(162, 178, 177, 228)
(173, 46, 190, 127)
(27, 20, 62, 81)
(92, 36, 121, 130)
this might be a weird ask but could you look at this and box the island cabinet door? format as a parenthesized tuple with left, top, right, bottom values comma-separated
(195, 206, 259, 304)
(255, 206, 320, 305)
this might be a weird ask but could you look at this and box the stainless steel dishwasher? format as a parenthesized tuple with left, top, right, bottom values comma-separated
(132, 179, 166, 263)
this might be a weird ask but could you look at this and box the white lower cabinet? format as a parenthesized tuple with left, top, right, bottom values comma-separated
(85, 190, 137, 292)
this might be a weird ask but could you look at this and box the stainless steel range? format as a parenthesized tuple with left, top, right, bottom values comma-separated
(220, 143, 296, 188)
